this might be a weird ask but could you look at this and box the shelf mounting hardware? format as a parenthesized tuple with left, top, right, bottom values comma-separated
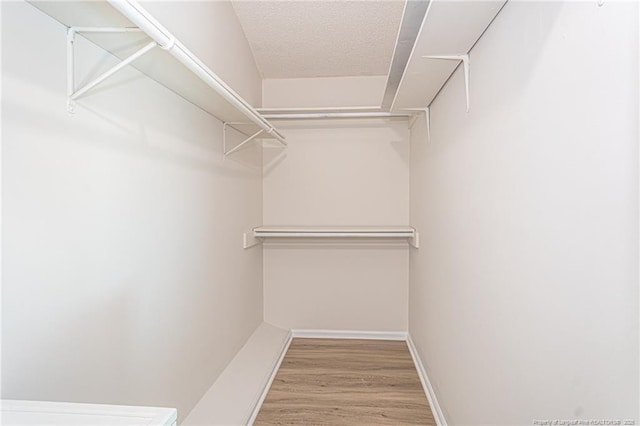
(66, 27, 152, 113)
(423, 54, 470, 112)
(223, 122, 286, 156)
(426, 107, 431, 140)
(402, 108, 431, 140)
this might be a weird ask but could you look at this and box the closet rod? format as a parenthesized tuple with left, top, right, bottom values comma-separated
(254, 231, 415, 238)
(257, 106, 382, 113)
(107, 0, 286, 145)
(262, 112, 412, 120)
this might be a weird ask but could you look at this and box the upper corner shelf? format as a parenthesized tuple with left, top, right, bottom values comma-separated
(28, 0, 285, 145)
(391, 0, 506, 111)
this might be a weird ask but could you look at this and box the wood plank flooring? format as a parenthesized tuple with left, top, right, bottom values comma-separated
(254, 338, 436, 425)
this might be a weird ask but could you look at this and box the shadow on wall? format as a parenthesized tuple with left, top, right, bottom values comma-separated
(263, 145, 288, 175)
(261, 118, 410, 178)
(3, 86, 263, 177)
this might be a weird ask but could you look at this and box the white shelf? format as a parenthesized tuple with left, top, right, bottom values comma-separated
(254, 226, 415, 238)
(28, 0, 285, 144)
(392, 0, 506, 111)
(257, 107, 384, 114)
(245, 226, 419, 248)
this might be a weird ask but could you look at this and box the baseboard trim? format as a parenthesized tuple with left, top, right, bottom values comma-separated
(406, 334, 447, 426)
(246, 330, 293, 425)
(291, 329, 408, 341)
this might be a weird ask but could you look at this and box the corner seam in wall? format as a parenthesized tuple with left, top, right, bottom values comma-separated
(406, 333, 448, 426)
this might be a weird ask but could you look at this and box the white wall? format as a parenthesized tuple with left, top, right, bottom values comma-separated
(262, 120, 410, 331)
(262, 77, 409, 331)
(1, 1, 263, 421)
(409, 1, 639, 424)
(264, 240, 409, 331)
(263, 120, 409, 226)
(263, 77, 409, 331)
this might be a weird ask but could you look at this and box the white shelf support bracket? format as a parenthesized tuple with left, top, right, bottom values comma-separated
(159, 36, 177, 51)
(67, 28, 77, 113)
(223, 122, 286, 156)
(401, 108, 431, 141)
(426, 107, 431, 140)
(597, 0, 604, 6)
(423, 54, 470, 112)
(224, 127, 264, 156)
(243, 231, 260, 249)
(407, 111, 420, 130)
(66, 27, 151, 113)
(222, 122, 228, 154)
(410, 231, 420, 249)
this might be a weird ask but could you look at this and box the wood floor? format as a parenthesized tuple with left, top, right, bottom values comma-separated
(254, 338, 436, 425)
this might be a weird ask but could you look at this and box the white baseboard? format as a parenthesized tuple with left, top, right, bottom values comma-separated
(406, 334, 447, 426)
(291, 329, 408, 341)
(246, 330, 293, 425)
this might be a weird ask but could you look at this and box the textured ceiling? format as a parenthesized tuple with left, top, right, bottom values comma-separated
(231, 1, 406, 79)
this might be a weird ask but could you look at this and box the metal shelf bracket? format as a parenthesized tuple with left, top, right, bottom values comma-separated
(423, 54, 470, 112)
(223, 122, 286, 156)
(410, 231, 420, 249)
(402, 108, 431, 141)
(66, 27, 152, 114)
(243, 231, 260, 249)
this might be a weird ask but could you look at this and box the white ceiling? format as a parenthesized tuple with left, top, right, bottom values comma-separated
(231, 1, 406, 79)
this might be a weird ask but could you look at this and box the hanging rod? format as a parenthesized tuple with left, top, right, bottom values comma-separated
(106, 0, 286, 146)
(257, 106, 383, 114)
(255, 230, 415, 238)
(261, 112, 413, 120)
(253, 226, 415, 238)
(247, 226, 420, 248)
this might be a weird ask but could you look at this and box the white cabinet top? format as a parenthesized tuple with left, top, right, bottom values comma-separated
(2, 400, 177, 426)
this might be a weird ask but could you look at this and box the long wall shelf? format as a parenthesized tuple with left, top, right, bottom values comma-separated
(391, 0, 506, 111)
(28, 0, 285, 146)
(244, 226, 419, 248)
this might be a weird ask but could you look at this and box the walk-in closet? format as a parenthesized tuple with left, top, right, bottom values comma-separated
(1, 0, 638, 424)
